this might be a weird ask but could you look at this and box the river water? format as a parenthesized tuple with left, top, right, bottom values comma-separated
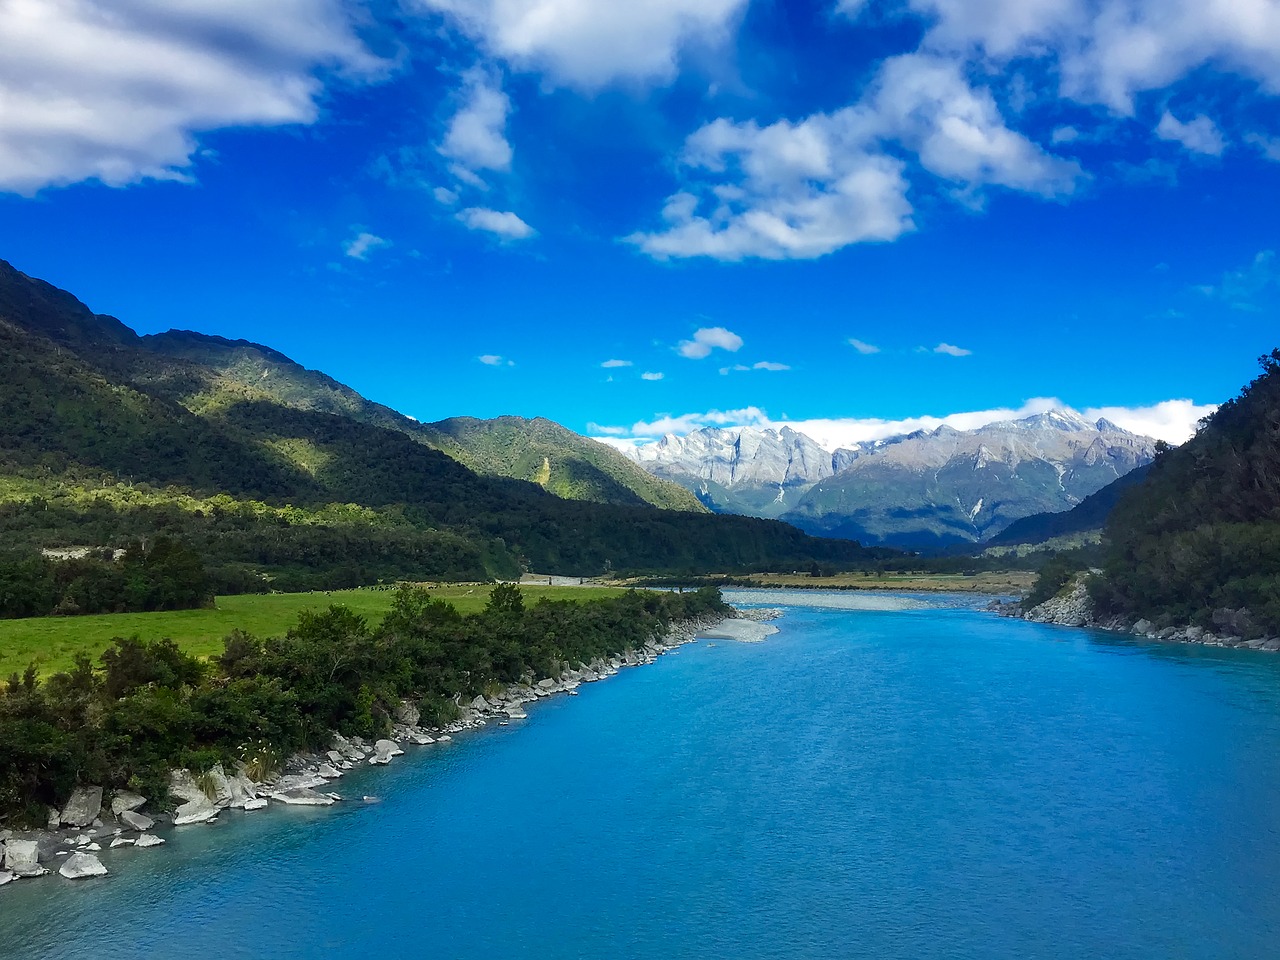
(3, 590, 1278, 959)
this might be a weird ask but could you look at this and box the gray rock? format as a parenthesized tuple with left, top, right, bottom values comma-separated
(109, 837, 134, 848)
(203, 764, 234, 808)
(395, 700, 421, 726)
(61, 785, 104, 827)
(326, 750, 345, 765)
(269, 788, 334, 806)
(227, 774, 259, 809)
(59, 852, 107, 879)
(47, 808, 61, 830)
(1132, 619, 1154, 635)
(173, 797, 219, 825)
(316, 763, 341, 779)
(0, 871, 13, 886)
(119, 810, 155, 831)
(243, 798, 268, 811)
(4, 839, 45, 877)
(168, 769, 207, 804)
(135, 834, 165, 848)
(110, 791, 147, 816)
(373, 739, 402, 763)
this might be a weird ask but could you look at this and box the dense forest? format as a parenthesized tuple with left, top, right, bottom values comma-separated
(0, 539, 212, 618)
(0, 585, 729, 823)
(1088, 350, 1280, 635)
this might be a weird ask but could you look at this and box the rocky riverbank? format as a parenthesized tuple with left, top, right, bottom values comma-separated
(1, 610, 755, 889)
(992, 574, 1280, 652)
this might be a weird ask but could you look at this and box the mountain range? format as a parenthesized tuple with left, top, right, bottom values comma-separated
(623, 413, 1157, 549)
(0, 258, 879, 586)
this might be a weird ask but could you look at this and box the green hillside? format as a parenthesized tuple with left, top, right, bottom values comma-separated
(424, 416, 706, 513)
(1091, 350, 1280, 634)
(142, 330, 703, 512)
(0, 258, 886, 588)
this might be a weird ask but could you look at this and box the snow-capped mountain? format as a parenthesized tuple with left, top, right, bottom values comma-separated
(621, 410, 1157, 548)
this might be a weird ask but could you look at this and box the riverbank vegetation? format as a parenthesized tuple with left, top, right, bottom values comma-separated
(0, 585, 728, 824)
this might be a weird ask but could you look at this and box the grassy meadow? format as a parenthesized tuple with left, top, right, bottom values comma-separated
(0, 584, 630, 678)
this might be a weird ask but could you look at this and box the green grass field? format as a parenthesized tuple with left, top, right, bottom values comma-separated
(0, 584, 630, 678)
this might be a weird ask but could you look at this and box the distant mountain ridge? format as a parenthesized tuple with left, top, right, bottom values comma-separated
(623, 411, 1157, 548)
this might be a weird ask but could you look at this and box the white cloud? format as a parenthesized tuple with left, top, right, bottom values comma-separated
(1199, 249, 1278, 309)
(344, 231, 390, 260)
(677, 326, 744, 358)
(933, 342, 973, 356)
(1245, 132, 1280, 161)
(433, 186, 460, 205)
(439, 68, 513, 172)
(721, 361, 791, 373)
(848, 338, 881, 354)
(478, 354, 515, 366)
(0, 0, 384, 195)
(641, 371, 665, 380)
(628, 52, 1080, 261)
(908, 0, 1280, 115)
(592, 396, 1214, 448)
(457, 207, 536, 239)
(1081, 399, 1217, 444)
(1156, 111, 1226, 156)
(1051, 125, 1080, 143)
(416, 0, 747, 88)
(601, 359, 633, 368)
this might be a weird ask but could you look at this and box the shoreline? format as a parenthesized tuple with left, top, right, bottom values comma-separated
(1, 608, 777, 888)
(991, 576, 1280, 653)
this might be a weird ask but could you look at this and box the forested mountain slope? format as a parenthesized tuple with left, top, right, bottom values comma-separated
(0, 259, 883, 587)
(1091, 350, 1280, 634)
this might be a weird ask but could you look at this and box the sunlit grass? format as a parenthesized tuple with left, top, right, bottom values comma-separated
(0, 584, 630, 678)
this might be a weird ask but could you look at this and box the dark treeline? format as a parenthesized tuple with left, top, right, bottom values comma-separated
(0, 585, 728, 823)
(0, 538, 213, 618)
(1087, 349, 1280, 635)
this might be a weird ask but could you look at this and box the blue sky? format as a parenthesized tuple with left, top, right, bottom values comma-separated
(1, 1, 1277, 446)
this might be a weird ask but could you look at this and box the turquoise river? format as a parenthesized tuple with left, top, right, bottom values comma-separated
(2, 590, 1279, 958)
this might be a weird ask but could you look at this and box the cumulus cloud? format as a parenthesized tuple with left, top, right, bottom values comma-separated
(1156, 111, 1226, 155)
(457, 207, 536, 238)
(439, 68, 513, 172)
(933, 342, 973, 356)
(0, 0, 385, 195)
(416, 0, 747, 88)
(641, 371, 665, 380)
(591, 397, 1215, 448)
(677, 326, 744, 358)
(478, 354, 515, 366)
(628, 52, 1080, 261)
(344, 231, 390, 260)
(601, 359, 633, 368)
(848, 338, 881, 354)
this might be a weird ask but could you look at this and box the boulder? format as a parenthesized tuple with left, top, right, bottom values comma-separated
(316, 763, 341, 779)
(1132, 619, 1154, 635)
(227, 774, 258, 809)
(0, 871, 13, 886)
(109, 838, 134, 848)
(59, 852, 108, 879)
(110, 791, 147, 816)
(47, 808, 61, 830)
(135, 834, 165, 848)
(469, 695, 488, 711)
(373, 739, 402, 762)
(169, 769, 207, 804)
(243, 798, 268, 811)
(4, 839, 45, 877)
(204, 764, 234, 807)
(395, 700, 421, 726)
(326, 750, 345, 765)
(270, 788, 334, 806)
(119, 810, 155, 832)
(60, 785, 103, 828)
(173, 797, 219, 826)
